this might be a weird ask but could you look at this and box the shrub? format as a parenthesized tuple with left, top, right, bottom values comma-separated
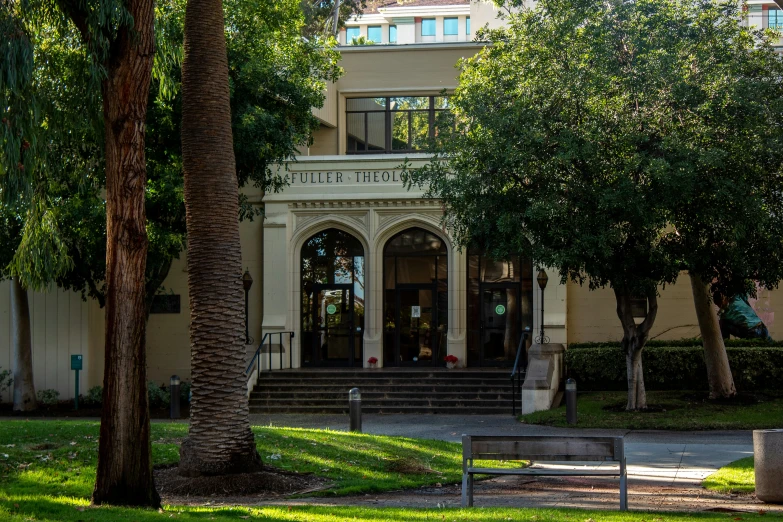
(148, 381, 170, 409)
(179, 381, 191, 404)
(565, 346, 783, 391)
(36, 389, 60, 405)
(0, 367, 12, 396)
(83, 385, 103, 407)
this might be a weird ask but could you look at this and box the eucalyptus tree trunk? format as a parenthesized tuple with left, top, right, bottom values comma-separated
(10, 277, 36, 411)
(614, 288, 658, 411)
(689, 273, 736, 399)
(82, 0, 159, 507)
(178, 0, 262, 477)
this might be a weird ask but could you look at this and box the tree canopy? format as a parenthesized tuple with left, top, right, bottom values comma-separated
(410, 0, 783, 409)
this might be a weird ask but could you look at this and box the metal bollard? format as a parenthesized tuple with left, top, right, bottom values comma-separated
(349, 387, 362, 432)
(170, 375, 181, 419)
(565, 378, 577, 425)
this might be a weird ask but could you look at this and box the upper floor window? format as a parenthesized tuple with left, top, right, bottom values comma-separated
(422, 18, 436, 37)
(346, 96, 454, 154)
(770, 7, 783, 29)
(444, 17, 458, 36)
(346, 26, 360, 44)
(367, 25, 382, 43)
(466, 17, 471, 35)
(389, 25, 397, 43)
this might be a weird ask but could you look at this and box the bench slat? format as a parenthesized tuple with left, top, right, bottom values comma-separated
(467, 468, 622, 477)
(471, 439, 616, 460)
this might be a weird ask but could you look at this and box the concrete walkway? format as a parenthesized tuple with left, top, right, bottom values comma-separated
(245, 413, 777, 512)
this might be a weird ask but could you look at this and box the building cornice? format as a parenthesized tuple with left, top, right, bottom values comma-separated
(338, 41, 484, 52)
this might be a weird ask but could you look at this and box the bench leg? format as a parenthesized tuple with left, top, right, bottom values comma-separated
(620, 463, 628, 511)
(461, 473, 474, 507)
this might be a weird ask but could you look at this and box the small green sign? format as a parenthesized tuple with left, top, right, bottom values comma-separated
(70, 354, 83, 370)
(326, 304, 337, 315)
(495, 304, 506, 315)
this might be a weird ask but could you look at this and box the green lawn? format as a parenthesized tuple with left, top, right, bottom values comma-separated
(0, 505, 780, 522)
(0, 420, 777, 522)
(702, 457, 755, 494)
(520, 391, 783, 429)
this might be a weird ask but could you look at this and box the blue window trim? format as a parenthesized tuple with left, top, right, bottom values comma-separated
(422, 18, 436, 37)
(771, 7, 783, 29)
(346, 27, 360, 43)
(389, 25, 397, 43)
(444, 17, 458, 36)
(367, 25, 382, 42)
(466, 17, 471, 35)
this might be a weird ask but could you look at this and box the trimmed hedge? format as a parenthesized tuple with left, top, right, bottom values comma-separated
(569, 338, 783, 349)
(565, 346, 783, 391)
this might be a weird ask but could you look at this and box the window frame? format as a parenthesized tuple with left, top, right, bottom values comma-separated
(345, 26, 361, 44)
(345, 96, 453, 154)
(770, 7, 783, 29)
(443, 17, 458, 36)
(421, 18, 436, 37)
(466, 16, 471, 35)
(367, 25, 382, 43)
(389, 24, 397, 43)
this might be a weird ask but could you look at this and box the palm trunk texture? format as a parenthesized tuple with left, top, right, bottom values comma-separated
(178, 0, 262, 477)
(614, 289, 658, 411)
(90, 0, 159, 507)
(689, 273, 737, 399)
(11, 277, 36, 412)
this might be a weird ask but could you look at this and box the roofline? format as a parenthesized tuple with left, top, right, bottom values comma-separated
(338, 41, 485, 52)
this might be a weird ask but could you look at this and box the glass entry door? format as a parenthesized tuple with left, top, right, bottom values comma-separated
(395, 284, 439, 365)
(480, 284, 521, 367)
(310, 284, 358, 366)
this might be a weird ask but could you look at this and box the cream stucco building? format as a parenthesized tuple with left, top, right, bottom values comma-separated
(1, 0, 780, 401)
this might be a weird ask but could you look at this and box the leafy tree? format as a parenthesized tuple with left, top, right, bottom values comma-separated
(410, 0, 783, 409)
(28, 0, 162, 507)
(301, 0, 366, 38)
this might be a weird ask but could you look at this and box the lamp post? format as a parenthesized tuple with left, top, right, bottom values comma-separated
(536, 268, 549, 344)
(242, 269, 253, 344)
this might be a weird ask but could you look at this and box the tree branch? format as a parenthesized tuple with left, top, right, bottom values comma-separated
(56, 0, 90, 45)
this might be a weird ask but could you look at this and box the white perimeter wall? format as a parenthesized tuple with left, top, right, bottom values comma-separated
(0, 281, 90, 402)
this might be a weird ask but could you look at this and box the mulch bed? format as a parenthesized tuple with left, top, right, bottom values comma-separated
(154, 464, 328, 497)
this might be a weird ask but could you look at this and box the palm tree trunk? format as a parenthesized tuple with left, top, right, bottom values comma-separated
(88, 0, 159, 507)
(10, 277, 36, 412)
(689, 273, 736, 399)
(179, 0, 262, 477)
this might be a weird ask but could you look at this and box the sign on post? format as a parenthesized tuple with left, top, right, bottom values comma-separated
(411, 306, 421, 318)
(71, 355, 82, 410)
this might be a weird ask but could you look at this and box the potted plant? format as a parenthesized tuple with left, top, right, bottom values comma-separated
(367, 356, 378, 368)
(444, 354, 459, 369)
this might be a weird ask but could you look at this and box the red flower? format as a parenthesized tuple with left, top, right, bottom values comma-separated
(367, 357, 378, 364)
(444, 355, 458, 363)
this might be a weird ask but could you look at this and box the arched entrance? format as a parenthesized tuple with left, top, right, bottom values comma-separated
(467, 252, 534, 366)
(300, 228, 365, 367)
(383, 227, 448, 366)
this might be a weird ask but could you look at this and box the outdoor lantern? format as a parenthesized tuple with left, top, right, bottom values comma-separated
(242, 269, 254, 292)
(536, 268, 549, 344)
(537, 268, 549, 290)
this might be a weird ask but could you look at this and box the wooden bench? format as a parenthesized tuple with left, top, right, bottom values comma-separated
(461, 434, 627, 510)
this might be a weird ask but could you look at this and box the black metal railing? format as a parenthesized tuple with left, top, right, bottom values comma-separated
(510, 328, 531, 416)
(245, 331, 295, 381)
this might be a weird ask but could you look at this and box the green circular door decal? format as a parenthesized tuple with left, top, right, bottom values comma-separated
(326, 304, 337, 315)
(495, 304, 506, 315)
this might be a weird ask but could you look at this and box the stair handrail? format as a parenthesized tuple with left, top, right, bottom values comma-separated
(245, 331, 295, 396)
(510, 328, 531, 416)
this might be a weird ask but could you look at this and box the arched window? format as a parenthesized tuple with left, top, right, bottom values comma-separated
(301, 229, 364, 366)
